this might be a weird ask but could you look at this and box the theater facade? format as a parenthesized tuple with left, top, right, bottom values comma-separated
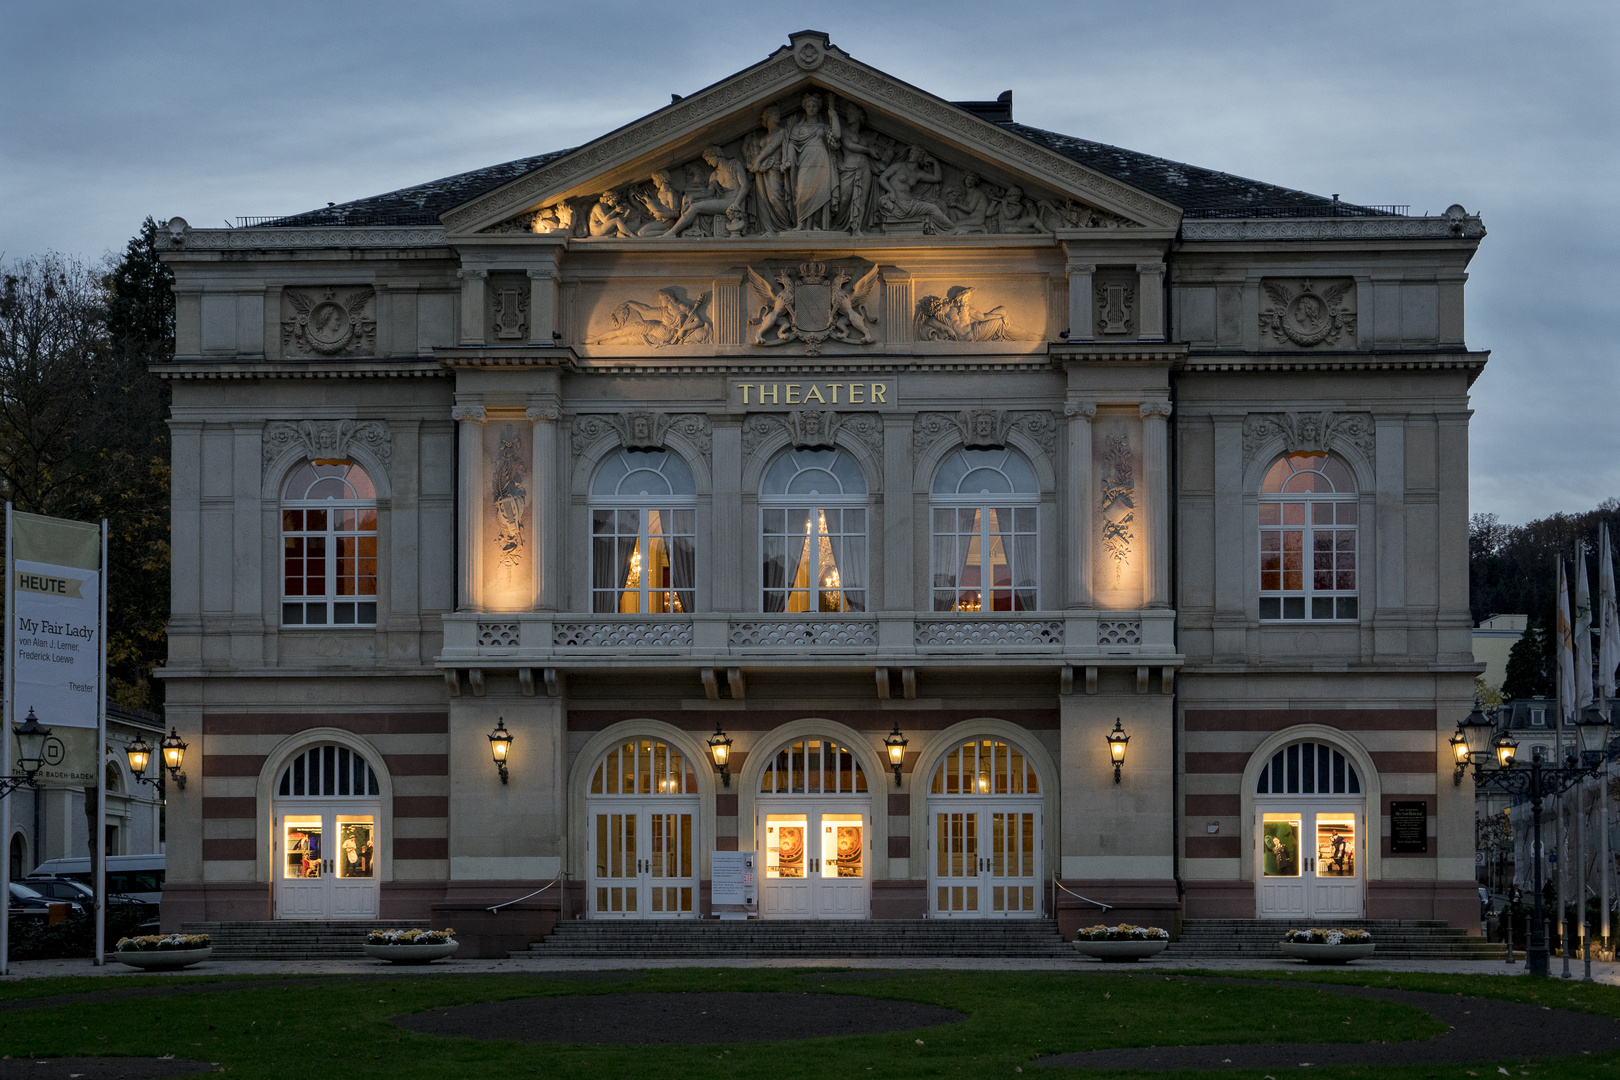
(155, 32, 1488, 940)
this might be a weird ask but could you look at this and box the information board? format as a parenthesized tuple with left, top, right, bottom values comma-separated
(1389, 801, 1429, 854)
(711, 851, 756, 910)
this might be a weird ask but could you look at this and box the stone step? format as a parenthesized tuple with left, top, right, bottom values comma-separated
(525, 918, 1070, 959)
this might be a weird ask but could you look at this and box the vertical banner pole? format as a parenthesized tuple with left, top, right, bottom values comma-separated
(93, 520, 107, 966)
(2, 503, 13, 978)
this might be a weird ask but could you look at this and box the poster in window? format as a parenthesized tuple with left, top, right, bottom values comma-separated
(340, 822, 374, 878)
(1316, 821, 1356, 876)
(1263, 821, 1298, 876)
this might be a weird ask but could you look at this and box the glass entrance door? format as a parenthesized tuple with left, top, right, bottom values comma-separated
(759, 805, 869, 919)
(1257, 806, 1363, 919)
(273, 806, 378, 919)
(930, 805, 1042, 917)
(588, 803, 698, 918)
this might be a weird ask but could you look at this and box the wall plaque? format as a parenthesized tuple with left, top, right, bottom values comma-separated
(1389, 801, 1428, 854)
(729, 378, 897, 411)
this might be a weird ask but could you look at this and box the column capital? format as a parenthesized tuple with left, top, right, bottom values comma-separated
(525, 404, 561, 422)
(526, 267, 558, 281)
(1139, 400, 1173, 419)
(1067, 262, 1098, 275)
(1136, 261, 1166, 276)
(457, 268, 489, 281)
(451, 405, 487, 424)
(1064, 400, 1098, 419)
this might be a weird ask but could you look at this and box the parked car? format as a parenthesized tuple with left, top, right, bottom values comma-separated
(9, 881, 81, 916)
(24, 877, 144, 907)
(27, 855, 164, 905)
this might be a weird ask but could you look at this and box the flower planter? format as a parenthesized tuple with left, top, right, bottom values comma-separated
(1279, 941, 1375, 964)
(1072, 939, 1169, 962)
(114, 947, 212, 971)
(362, 941, 460, 965)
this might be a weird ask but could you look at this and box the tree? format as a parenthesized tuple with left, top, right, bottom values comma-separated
(1501, 623, 1554, 701)
(0, 221, 172, 709)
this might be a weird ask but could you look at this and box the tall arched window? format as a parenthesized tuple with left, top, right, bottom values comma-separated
(590, 450, 696, 614)
(930, 448, 1040, 611)
(1259, 453, 1358, 621)
(760, 449, 868, 612)
(282, 460, 377, 626)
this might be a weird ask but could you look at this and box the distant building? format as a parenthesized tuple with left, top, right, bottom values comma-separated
(7, 704, 166, 878)
(1473, 614, 1528, 694)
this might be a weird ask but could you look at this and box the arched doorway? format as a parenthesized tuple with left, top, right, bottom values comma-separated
(927, 737, 1043, 917)
(585, 739, 699, 918)
(1254, 739, 1366, 919)
(272, 744, 381, 919)
(756, 737, 871, 919)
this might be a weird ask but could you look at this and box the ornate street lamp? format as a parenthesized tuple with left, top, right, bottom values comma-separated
(883, 723, 908, 787)
(0, 709, 53, 797)
(707, 724, 733, 788)
(488, 718, 513, 784)
(1106, 718, 1129, 784)
(1576, 703, 1611, 762)
(160, 728, 188, 789)
(1494, 731, 1519, 769)
(1453, 703, 1497, 785)
(124, 734, 156, 787)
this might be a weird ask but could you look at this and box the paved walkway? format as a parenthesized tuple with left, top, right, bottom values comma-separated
(4, 951, 1617, 981)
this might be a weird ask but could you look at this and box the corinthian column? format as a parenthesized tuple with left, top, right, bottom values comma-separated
(1140, 400, 1172, 609)
(1065, 399, 1097, 607)
(452, 405, 486, 610)
(527, 404, 560, 610)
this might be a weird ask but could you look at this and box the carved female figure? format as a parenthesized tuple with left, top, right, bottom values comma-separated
(745, 105, 792, 234)
(785, 93, 841, 231)
(876, 147, 957, 233)
(987, 185, 1048, 233)
(588, 191, 639, 238)
(833, 102, 882, 234)
(946, 172, 990, 233)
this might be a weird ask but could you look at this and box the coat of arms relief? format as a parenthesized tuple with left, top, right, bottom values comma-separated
(745, 261, 880, 354)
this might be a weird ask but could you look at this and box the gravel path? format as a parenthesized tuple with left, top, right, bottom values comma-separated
(1037, 980, 1620, 1070)
(393, 991, 965, 1044)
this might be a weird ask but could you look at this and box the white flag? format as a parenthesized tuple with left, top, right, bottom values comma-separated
(1577, 541, 1595, 713)
(1558, 559, 1577, 721)
(1601, 524, 1620, 698)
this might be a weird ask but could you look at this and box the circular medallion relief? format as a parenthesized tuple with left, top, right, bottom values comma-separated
(305, 300, 355, 353)
(794, 38, 825, 70)
(1282, 291, 1334, 346)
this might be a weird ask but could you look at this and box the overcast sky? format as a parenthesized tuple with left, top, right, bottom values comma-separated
(3, 1, 1613, 525)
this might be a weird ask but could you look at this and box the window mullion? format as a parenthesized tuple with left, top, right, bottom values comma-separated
(640, 510, 651, 614)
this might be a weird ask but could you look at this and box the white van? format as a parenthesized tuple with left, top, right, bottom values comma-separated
(27, 854, 165, 905)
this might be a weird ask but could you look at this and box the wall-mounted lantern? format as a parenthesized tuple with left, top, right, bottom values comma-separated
(1105, 718, 1129, 784)
(0, 709, 52, 798)
(160, 727, 188, 790)
(883, 722, 908, 787)
(125, 734, 156, 787)
(708, 724, 733, 788)
(489, 718, 513, 784)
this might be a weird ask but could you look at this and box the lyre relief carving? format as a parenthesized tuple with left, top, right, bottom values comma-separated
(1095, 280, 1135, 336)
(491, 285, 528, 340)
(1099, 432, 1135, 583)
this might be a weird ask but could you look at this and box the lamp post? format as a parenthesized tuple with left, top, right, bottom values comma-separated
(1465, 707, 1602, 977)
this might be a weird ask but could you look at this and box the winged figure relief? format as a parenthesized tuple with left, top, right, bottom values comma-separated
(746, 262, 882, 352)
(746, 267, 796, 345)
(1260, 278, 1356, 347)
(829, 265, 881, 344)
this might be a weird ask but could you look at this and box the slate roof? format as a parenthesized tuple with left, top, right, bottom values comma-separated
(253, 114, 1389, 229)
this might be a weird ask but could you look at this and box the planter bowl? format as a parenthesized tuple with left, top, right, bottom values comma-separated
(114, 947, 212, 971)
(1279, 941, 1375, 964)
(362, 941, 459, 965)
(1073, 939, 1169, 962)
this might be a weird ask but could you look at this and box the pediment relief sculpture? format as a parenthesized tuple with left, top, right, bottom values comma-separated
(1259, 278, 1357, 348)
(912, 410, 1057, 457)
(740, 410, 883, 457)
(482, 90, 1140, 240)
(590, 286, 712, 348)
(747, 261, 880, 354)
(914, 286, 1037, 341)
(569, 411, 713, 464)
(1241, 410, 1375, 469)
(262, 419, 392, 476)
(281, 286, 376, 357)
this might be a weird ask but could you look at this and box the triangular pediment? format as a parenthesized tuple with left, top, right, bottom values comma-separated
(445, 31, 1181, 239)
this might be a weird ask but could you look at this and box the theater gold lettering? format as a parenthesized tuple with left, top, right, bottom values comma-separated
(731, 382, 895, 410)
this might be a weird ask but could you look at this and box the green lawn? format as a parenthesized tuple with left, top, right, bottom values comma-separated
(0, 968, 1612, 1079)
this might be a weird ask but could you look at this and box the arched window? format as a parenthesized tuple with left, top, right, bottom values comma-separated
(590, 450, 696, 614)
(282, 459, 377, 626)
(10, 833, 25, 880)
(760, 449, 868, 613)
(930, 448, 1040, 611)
(276, 745, 381, 797)
(930, 738, 1040, 795)
(1255, 741, 1361, 795)
(1259, 453, 1358, 621)
(759, 738, 868, 794)
(588, 739, 696, 795)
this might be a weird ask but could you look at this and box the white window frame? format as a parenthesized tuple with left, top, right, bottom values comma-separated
(589, 451, 697, 615)
(929, 448, 1041, 612)
(280, 460, 378, 628)
(759, 449, 869, 614)
(1258, 452, 1359, 622)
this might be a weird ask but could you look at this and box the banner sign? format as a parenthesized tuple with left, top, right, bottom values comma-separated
(9, 511, 101, 784)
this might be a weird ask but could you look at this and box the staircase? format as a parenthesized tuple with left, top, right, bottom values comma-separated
(525, 918, 1074, 959)
(181, 920, 397, 960)
(1162, 919, 1501, 960)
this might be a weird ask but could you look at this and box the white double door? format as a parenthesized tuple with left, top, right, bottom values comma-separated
(587, 800, 699, 918)
(1256, 803, 1365, 919)
(930, 802, 1043, 917)
(759, 801, 870, 919)
(273, 802, 380, 919)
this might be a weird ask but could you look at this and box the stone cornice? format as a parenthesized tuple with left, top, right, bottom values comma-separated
(1049, 343, 1188, 365)
(434, 346, 579, 370)
(1181, 349, 1489, 384)
(155, 226, 448, 251)
(153, 360, 446, 380)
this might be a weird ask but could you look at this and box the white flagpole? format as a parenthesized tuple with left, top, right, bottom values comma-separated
(2, 503, 13, 978)
(1557, 558, 1575, 973)
(93, 519, 107, 966)
(1600, 524, 1618, 947)
(1577, 542, 1595, 714)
